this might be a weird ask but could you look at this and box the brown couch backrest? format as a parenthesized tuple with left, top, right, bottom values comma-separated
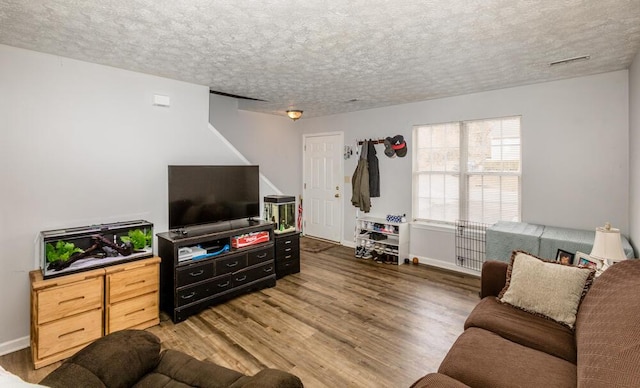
(575, 259, 640, 388)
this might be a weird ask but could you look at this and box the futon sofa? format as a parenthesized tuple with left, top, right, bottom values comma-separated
(40, 329, 303, 388)
(411, 254, 640, 388)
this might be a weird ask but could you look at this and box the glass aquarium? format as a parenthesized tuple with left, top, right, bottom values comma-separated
(264, 195, 296, 234)
(40, 220, 153, 279)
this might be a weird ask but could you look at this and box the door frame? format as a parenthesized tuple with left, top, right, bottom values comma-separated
(302, 131, 345, 244)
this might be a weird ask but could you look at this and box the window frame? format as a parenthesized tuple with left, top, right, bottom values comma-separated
(412, 116, 522, 225)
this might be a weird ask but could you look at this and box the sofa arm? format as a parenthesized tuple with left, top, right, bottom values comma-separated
(410, 373, 471, 388)
(480, 260, 509, 298)
(40, 330, 161, 388)
(235, 369, 304, 388)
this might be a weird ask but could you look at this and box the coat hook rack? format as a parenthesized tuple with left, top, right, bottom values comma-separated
(357, 138, 386, 145)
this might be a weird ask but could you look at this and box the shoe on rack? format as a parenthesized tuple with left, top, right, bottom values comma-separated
(355, 246, 363, 258)
(362, 249, 373, 259)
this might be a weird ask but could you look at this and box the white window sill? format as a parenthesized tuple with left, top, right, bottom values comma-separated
(410, 221, 457, 233)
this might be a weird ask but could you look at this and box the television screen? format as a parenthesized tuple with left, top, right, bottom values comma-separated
(168, 165, 260, 229)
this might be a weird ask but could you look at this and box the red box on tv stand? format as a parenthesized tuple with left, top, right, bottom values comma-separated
(231, 231, 270, 248)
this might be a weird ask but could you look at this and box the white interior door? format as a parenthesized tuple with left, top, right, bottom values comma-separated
(303, 133, 343, 242)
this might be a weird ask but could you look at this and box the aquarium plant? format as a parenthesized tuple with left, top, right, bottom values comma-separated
(120, 229, 153, 250)
(46, 241, 84, 263)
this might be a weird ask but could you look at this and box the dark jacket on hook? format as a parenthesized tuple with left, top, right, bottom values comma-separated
(367, 140, 380, 197)
(351, 141, 371, 212)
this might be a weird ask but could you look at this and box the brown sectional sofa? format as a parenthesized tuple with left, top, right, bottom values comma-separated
(412, 258, 640, 388)
(41, 329, 303, 388)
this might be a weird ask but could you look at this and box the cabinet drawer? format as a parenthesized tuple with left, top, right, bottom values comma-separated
(37, 308, 102, 359)
(176, 261, 214, 287)
(37, 277, 103, 325)
(275, 235, 299, 251)
(107, 264, 158, 304)
(107, 292, 158, 333)
(176, 275, 232, 307)
(234, 262, 275, 287)
(247, 246, 274, 266)
(216, 254, 247, 276)
(277, 259, 300, 273)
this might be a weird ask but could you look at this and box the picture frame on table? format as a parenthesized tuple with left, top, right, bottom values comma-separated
(555, 249, 575, 265)
(575, 251, 603, 270)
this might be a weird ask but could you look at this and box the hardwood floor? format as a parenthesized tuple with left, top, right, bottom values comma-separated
(1, 242, 480, 387)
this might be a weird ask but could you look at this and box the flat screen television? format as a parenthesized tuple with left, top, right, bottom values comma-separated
(168, 165, 260, 230)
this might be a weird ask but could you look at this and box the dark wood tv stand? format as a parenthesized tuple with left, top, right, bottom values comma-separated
(157, 220, 275, 323)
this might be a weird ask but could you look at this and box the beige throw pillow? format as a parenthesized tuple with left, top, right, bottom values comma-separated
(499, 251, 595, 329)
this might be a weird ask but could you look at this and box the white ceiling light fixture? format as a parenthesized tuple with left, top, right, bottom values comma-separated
(286, 110, 303, 121)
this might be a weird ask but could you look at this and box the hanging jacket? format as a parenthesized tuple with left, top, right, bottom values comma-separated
(351, 141, 371, 212)
(367, 140, 380, 197)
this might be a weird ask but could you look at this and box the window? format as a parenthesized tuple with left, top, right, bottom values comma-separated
(412, 116, 521, 225)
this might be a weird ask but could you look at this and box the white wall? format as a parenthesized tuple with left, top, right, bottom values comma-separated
(0, 45, 251, 350)
(299, 71, 630, 269)
(630, 51, 640, 252)
(209, 95, 302, 197)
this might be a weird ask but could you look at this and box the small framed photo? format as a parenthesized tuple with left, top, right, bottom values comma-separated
(555, 249, 575, 265)
(575, 251, 603, 270)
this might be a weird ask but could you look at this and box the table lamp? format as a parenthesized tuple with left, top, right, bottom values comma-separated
(590, 222, 626, 270)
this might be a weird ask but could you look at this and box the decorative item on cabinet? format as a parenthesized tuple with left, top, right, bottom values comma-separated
(264, 195, 297, 234)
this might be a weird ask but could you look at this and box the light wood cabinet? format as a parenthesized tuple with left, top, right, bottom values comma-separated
(30, 268, 104, 369)
(30, 257, 160, 369)
(105, 257, 160, 334)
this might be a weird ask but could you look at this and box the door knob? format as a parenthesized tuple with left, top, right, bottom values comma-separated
(335, 193, 340, 198)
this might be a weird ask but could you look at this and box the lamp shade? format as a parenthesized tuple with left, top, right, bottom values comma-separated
(590, 223, 626, 262)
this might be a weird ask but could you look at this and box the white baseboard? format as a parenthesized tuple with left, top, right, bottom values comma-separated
(0, 336, 30, 357)
(342, 240, 355, 249)
(411, 254, 481, 276)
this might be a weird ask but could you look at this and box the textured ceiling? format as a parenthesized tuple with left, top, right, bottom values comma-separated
(1, 1, 640, 118)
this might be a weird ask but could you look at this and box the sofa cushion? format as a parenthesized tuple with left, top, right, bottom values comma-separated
(135, 349, 245, 388)
(438, 327, 576, 388)
(229, 369, 304, 388)
(135, 349, 304, 388)
(575, 259, 640, 388)
(40, 329, 161, 388)
(410, 372, 471, 388)
(499, 251, 595, 328)
(465, 297, 576, 363)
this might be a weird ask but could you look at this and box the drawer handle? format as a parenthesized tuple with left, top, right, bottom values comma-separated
(59, 296, 85, 305)
(284, 248, 292, 252)
(181, 292, 196, 300)
(125, 308, 146, 317)
(126, 280, 145, 287)
(284, 255, 292, 259)
(235, 275, 247, 282)
(264, 267, 273, 272)
(226, 261, 239, 268)
(218, 281, 230, 288)
(189, 270, 204, 277)
(257, 253, 267, 259)
(59, 328, 84, 339)
(284, 262, 292, 267)
(284, 240, 292, 244)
